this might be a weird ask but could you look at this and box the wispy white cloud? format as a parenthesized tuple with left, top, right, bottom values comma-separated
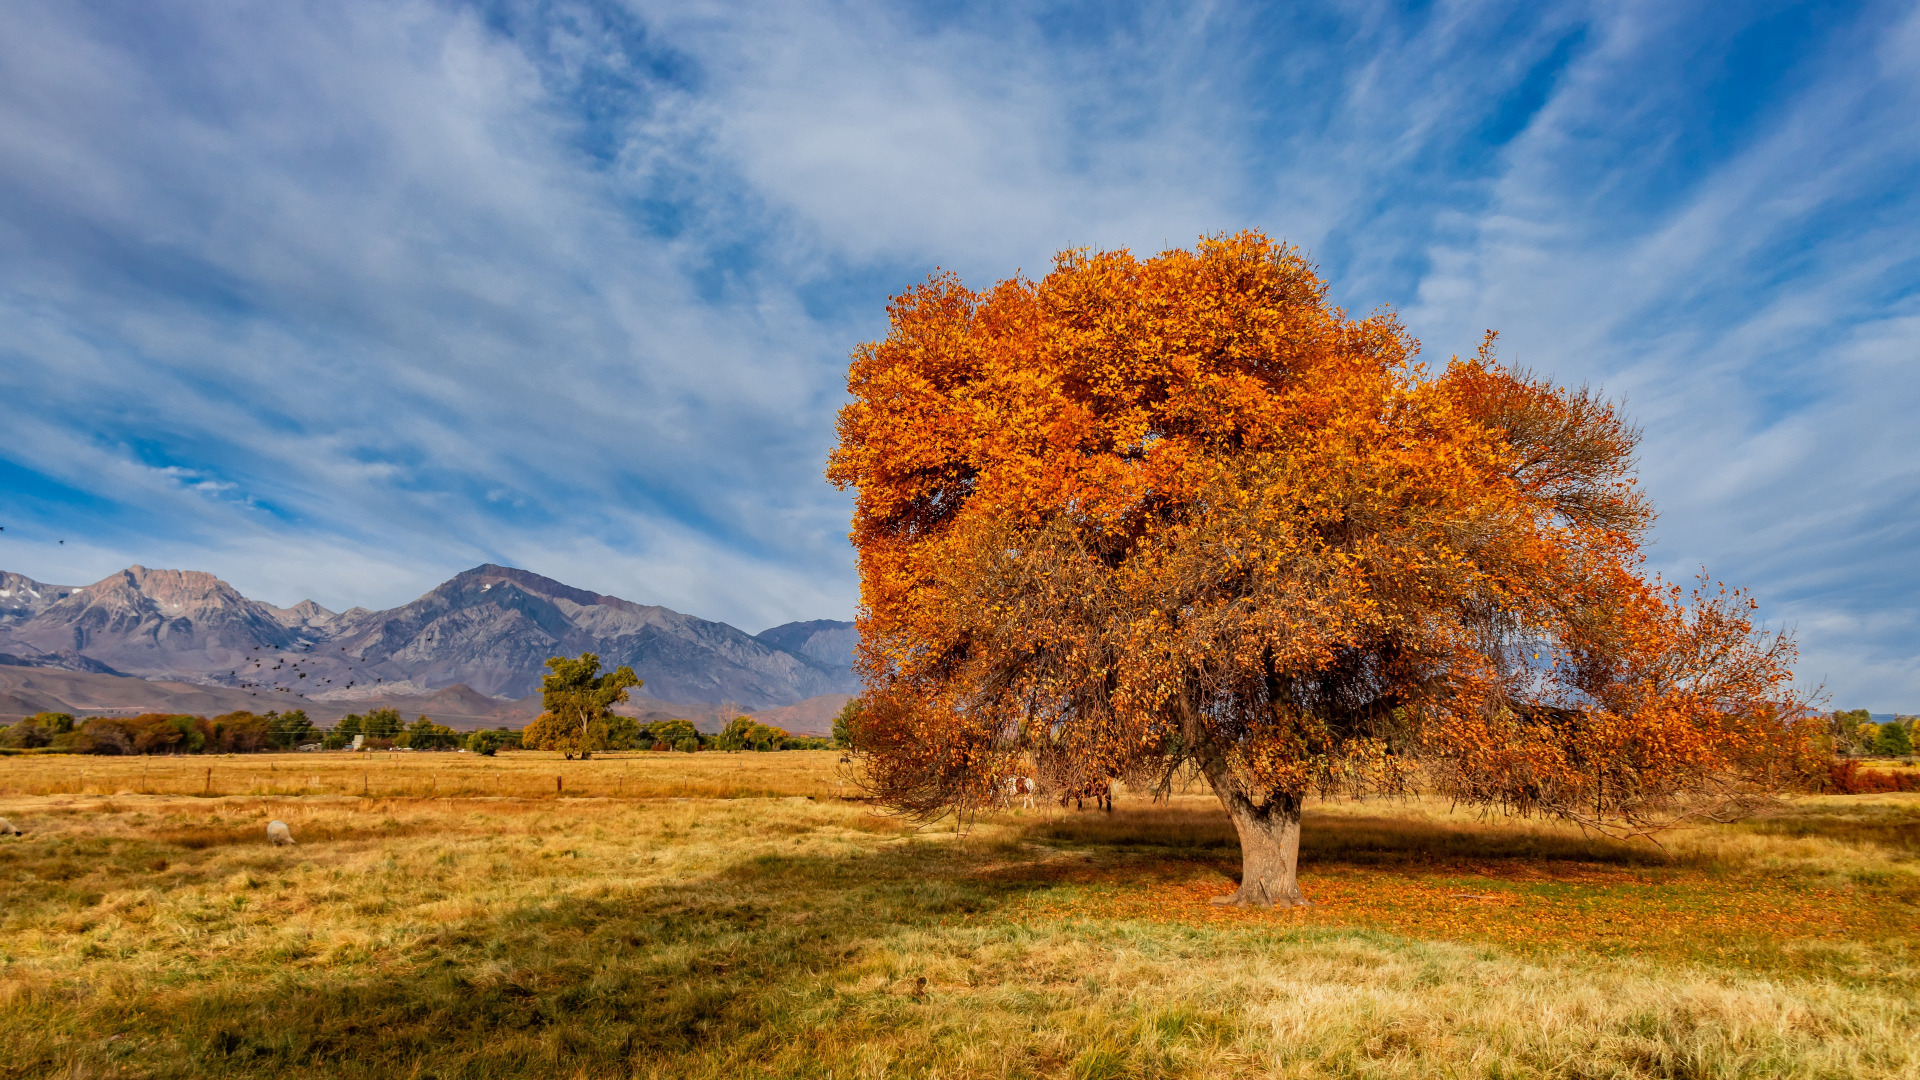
(1395, 0, 1920, 706)
(0, 0, 1914, 705)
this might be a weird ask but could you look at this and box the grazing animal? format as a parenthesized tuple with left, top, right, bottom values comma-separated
(1003, 775, 1036, 809)
(1059, 778, 1113, 813)
(0, 818, 19, 836)
(266, 820, 296, 846)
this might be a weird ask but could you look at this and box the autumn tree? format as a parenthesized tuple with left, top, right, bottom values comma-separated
(827, 232, 1821, 907)
(522, 653, 641, 760)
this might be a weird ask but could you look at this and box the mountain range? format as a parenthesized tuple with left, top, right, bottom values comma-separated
(0, 564, 858, 718)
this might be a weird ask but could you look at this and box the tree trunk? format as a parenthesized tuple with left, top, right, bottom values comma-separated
(1208, 792, 1306, 907)
(1192, 729, 1308, 907)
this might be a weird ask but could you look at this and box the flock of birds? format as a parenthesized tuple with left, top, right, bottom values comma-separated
(230, 634, 437, 699)
(233, 644, 363, 700)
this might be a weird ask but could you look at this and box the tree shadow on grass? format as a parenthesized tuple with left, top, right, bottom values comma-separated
(1732, 800, 1920, 853)
(6, 839, 1076, 1080)
(1021, 803, 1688, 872)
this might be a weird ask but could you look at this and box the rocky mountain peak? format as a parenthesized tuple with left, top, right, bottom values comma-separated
(0, 565, 301, 677)
(442, 564, 604, 607)
(271, 599, 339, 631)
(79, 565, 256, 621)
(0, 572, 77, 628)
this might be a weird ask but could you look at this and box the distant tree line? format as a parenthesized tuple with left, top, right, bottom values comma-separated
(1830, 710, 1916, 758)
(0, 710, 316, 754)
(518, 714, 833, 756)
(0, 704, 849, 756)
(0, 663, 862, 757)
(0, 708, 503, 756)
(8, 698, 1887, 762)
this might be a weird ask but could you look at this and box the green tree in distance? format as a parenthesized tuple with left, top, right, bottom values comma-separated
(364, 708, 405, 741)
(398, 716, 461, 750)
(714, 715, 792, 752)
(642, 718, 701, 750)
(831, 698, 864, 750)
(465, 727, 518, 756)
(1874, 720, 1913, 757)
(524, 653, 641, 760)
(267, 709, 316, 749)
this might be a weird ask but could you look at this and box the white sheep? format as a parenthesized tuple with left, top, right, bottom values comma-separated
(0, 818, 18, 836)
(266, 820, 296, 846)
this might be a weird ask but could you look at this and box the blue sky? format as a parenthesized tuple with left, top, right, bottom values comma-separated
(1, 1, 1916, 707)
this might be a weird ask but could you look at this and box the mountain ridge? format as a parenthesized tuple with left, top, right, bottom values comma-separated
(0, 563, 857, 709)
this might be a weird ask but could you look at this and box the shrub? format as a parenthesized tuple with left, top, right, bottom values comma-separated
(50, 729, 97, 754)
(1828, 759, 1920, 794)
(0, 712, 79, 749)
(0, 717, 52, 749)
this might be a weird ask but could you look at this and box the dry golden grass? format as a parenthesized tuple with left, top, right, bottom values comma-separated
(0, 748, 847, 801)
(0, 750, 1915, 1079)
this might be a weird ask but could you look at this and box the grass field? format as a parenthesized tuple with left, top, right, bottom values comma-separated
(0, 751, 1915, 1079)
